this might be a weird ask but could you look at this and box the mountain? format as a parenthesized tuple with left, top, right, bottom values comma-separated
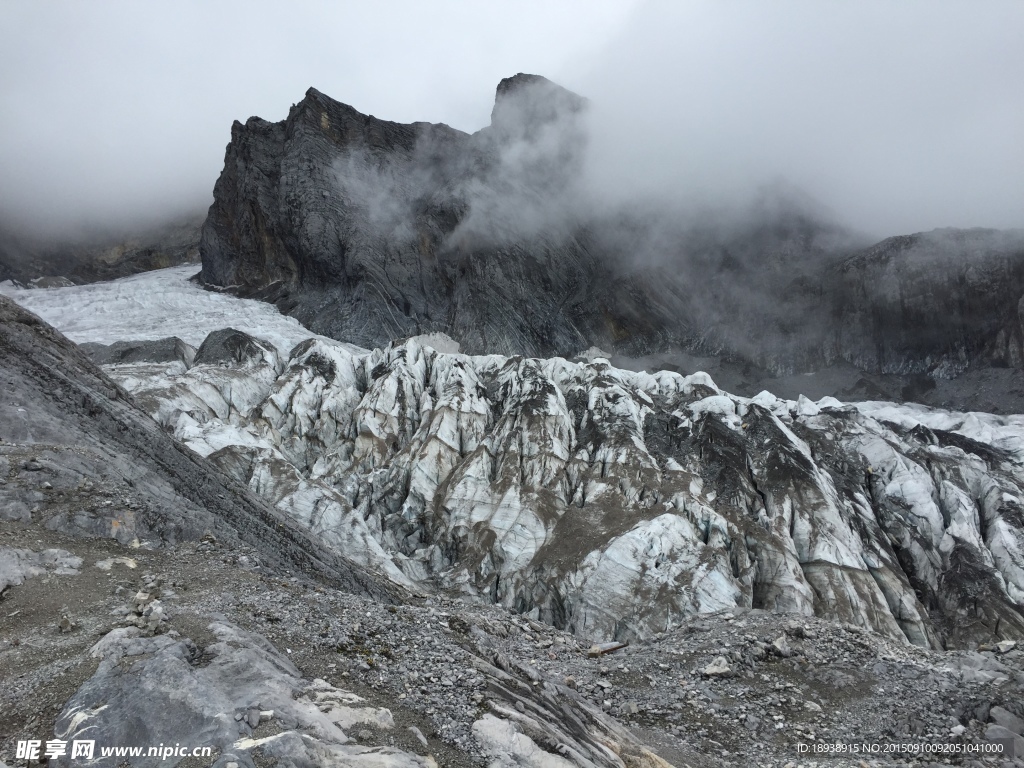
(0, 213, 203, 287)
(4, 72, 1024, 767)
(829, 228, 1024, 376)
(197, 75, 848, 362)
(199, 74, 609, 359)
(197, 76, 1024, 409)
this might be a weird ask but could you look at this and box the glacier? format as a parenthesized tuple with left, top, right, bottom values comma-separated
(5, 266, 1024, 649)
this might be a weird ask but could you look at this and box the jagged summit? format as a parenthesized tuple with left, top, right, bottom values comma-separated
(495, 72, 554, 97)
(490, 73, 587, 137)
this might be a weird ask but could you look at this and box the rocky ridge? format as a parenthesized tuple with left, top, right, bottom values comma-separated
(0, 294, 390, 600)
(197, 76, 1024, 392)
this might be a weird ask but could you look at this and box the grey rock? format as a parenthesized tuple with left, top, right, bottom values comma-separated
(193, 328, 276, 368)
(953, 653, 1019, 685)
(990, 706, 1024, 737)
(54, 621, 435, 768)
(0, 493, 31, 522)
(80, 337, 196, 368)
(702, 657, 732, 677)
(588, 641, 628, 658)
(137, 600, 165, 632)
(0, 547, 82, 592)
(407, 725, 428, 747)
(984, 723, 1024, 759)
(772, 635, 794, 658)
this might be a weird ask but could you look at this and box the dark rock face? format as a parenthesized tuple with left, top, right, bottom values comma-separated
(0, 214, 203, 286)
(199, 76, 633, 357)
(193, 328, 274, 367)
(827, 228, 1024, 376)
(199, 75, 1024, 386)
(79, 337, 196, 367)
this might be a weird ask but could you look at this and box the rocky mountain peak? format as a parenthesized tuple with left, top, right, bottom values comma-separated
(197, 76, 1024, 413)
(489, 72, 587, 141)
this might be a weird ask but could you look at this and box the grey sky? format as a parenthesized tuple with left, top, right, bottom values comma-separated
(1, 0, 1021, 239)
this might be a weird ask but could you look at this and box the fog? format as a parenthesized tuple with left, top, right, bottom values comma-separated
(570, 1, 1024, 239)
(1, 0, 1021, 241)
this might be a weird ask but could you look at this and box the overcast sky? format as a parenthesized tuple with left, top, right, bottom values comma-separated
(1, 0, 1021, 239)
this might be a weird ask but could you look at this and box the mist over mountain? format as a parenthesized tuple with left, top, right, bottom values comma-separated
(3, 3, 1022, 243)
(197, 75, 1024, 413)
(0, 212, 204, 286)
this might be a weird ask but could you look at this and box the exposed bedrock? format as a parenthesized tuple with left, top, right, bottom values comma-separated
(828, 228, 1024, 376)
(103, 332, 1024, 650)
(0, 213, 203, 286)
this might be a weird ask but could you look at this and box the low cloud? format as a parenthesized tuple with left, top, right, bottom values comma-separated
(1, 1, 1021, 242)
(567, 1, 1024, 238)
